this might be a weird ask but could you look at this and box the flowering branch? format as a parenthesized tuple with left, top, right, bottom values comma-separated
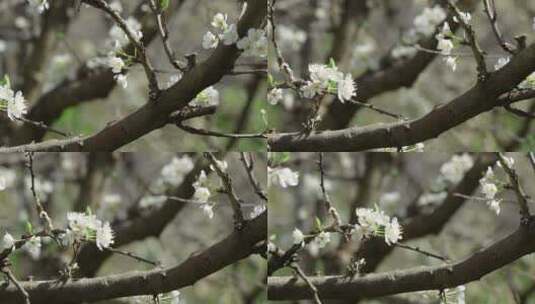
(496, 153, 531, 219)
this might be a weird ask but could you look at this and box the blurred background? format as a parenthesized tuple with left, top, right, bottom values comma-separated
(268, 152, 535, 303)
(268, 0, 535, 152)
(0, 0, 267, 151)
(0, 152, 267, 303)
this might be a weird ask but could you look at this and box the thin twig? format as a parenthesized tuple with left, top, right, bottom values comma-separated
(496, 153, 531, 219)
(483, 0, 515, 55)
(290, 262, 322, 304)
(177, 123, 266, 139)
(204, 153, 245, 230)
(318, 153, 341, 226)
(1, 267, 31, 304)
(107, 248, 161, 267)
(25, 153, 54, 232)
(395, 243, 449, 262)
(239, 152, 268, 202)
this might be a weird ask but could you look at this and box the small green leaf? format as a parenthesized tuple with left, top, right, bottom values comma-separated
(26, 221, 33, 234)
(160, 0, 170, 11)
(314, 217, 322, 231)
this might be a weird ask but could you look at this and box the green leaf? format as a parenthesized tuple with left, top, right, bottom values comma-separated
(1, 75, 11, 87)
(314, 217, 322, 231)
(160, 0, 170, 11)
(26, 221, 33, 234)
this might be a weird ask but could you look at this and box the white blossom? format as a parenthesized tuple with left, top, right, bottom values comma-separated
(249, 204, 266, 219)
(440, 154, 474, 184)
(200, 204, 214, 219)
(139, 195, 167, 208)
(481, 182, 498, 199)
(391, 45, 417, 59)
(202, 31, 219, 49)
(301, 81, 323, 99)
(418, 191, 448, 206)
(96, 222, 114, 250)
(384, 217, 403, 245)
(494, 57, 510, 71)
(268, 88, 283, 105)
(268, 167, 299, 188)
(487, 199, 502, 215)
(161, 156, 194, 187)
(437, 37, 454, 55)
(497, 155, 515, 169)
(0, 167, 16, 191)
(114, 74, 128, 88)
(194, 187, 211, 203)
(107, 56, 125, 74)
(222, 24, 239, 45)
(414, 6, 447, 36)
(314, 231, 331, 248)
(276, 25, 307, 51)
(444, 56, 458, 71)
(2, 232, 15, 251)
(211, 13, 228, 31)
(27, 0, 49, 13)
(23, 236, 41, 260)
(169, 290, 181, 304)
(337, 74, 356, 102)
(109, 17, 143, 49)
(292, 228, 304, 244)
(237, 28, 268, 57)
(209, 158, 228, 172)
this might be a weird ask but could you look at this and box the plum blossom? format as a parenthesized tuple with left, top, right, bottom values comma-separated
(160, 156, 194, 187)
(355, 207, 403, 246)
(268, 167, 299, 188)
(337, 74, 356, 102)
(202, 31, 219, 49)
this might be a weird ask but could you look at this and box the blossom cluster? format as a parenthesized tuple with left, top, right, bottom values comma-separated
(300, 62, 356, 103)
(355, 207, 403, 246)
(202, 13, 267, 58)
(478, 156, 515, 215)
(268, 166, 299, 188)
(440, 153, 474, 184)
(65, 212, 115, 251)
(0, 76, 27, 121)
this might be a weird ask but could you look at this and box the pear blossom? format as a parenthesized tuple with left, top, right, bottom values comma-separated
(268, 167, 299, 188)
(292, 228, 305, 244)
(268, 88, 283, 105)
(202, 31, 219, 49)
(191, 86, 219, 106)
(2, 232, 15, 250)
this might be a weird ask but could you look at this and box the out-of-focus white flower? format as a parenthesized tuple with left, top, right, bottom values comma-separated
(268, 88, 283, 105)
(202, 31, 219, 49)
(222, 24, 239, 45)
(268, 167, 299, 188)
(437, 37, 454, 55)
(487, 199, 502, 215)
(7, 91, 27, 121)
(107, 56, 125, 74)
(211, 13, 228, 31)
(292, 228, 304, 244)
(114, 74, 128, 88)
(0, 167, 16, 191)
(314, 231, 331, 248)
(237, 28, 268, 57)
(391, 45, 417, 59)
(454, 12, 472, 24)
(2, 232, 15, 250)
(249, 204, 266, 219)
(481, 182, 498, 199)
(200, 204, 214, 219)
(28, 0, 49, 13)
(276, 25, 306, 51)
(139, 195, 167, 208)
(0, 40, 6, 53)
(414, 5, 447, 36)
(165, 73, 182, 89)
(444, 56, 458, 71)
(109, 17, 143, 49)
(23, 236, 41, 260)
(194, 187, 211, 203)
(191, 86, 219, 106)
(209, 158, 228, 172)
(169, 290, 181, 304)
(497, 155, 515, 169)
(440, 154, 474, 184)
(418, 191, 448, 206)
(109, 0, 123, 13)
(161, 156, 194, 187)
(494, 57, 510, 71)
